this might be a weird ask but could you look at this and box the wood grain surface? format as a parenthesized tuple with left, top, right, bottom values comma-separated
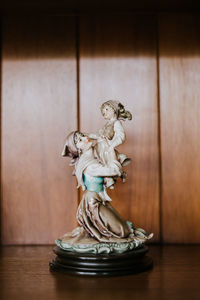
(1, 245, 200, 300)
(79, 15, 160, 241)
(1, 17, 78, 244)
(2, 13, 200, 245)
(159, 14, 200, 243)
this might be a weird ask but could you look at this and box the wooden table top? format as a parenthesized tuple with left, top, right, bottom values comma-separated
(0, 245, 200, 300)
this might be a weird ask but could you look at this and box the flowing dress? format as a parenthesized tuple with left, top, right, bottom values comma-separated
(58, 150, 152, 249)
(56, 149, 152, 253)
(76, 165, 132, 242)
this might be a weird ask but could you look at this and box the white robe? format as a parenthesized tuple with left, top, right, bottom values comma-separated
(88, 120, 130, 190)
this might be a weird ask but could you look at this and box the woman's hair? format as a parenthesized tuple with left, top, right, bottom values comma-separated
(100, 100, 132, 121)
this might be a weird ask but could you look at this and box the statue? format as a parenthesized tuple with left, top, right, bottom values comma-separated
(50, 101, 153, 276)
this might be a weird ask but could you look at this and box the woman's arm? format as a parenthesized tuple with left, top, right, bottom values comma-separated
(85, 160, 122, 177)
(88, 133, 99, 139)
(87, 127, 104, 139)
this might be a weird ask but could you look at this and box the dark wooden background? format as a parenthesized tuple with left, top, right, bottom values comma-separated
(1, 12, 200, 245)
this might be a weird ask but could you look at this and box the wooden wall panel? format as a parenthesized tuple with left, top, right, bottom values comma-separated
(1, 17, 77, 244)
(159, 14, 200, 243)
(79, 16, 160, 241)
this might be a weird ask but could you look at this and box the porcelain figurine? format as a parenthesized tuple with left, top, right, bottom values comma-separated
(56, 102, 153, 254)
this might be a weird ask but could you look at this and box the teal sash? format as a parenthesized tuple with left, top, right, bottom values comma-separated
(83, 173, 104, 193)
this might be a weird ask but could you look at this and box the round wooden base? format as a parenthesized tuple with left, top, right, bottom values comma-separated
(49, 246, 153, 277)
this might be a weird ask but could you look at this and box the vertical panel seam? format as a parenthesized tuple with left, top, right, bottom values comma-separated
(75, 16, 80, 205)
(0, 18, 2, 245)
(155, 13, 163, 244)
(76, 16, 80, 132)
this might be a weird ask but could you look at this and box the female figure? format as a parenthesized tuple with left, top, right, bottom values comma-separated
(88, 100, 132, 188)
(89, 100, 132, 166)
(59, 130, 152, 253)
(61, 131, 133, 244)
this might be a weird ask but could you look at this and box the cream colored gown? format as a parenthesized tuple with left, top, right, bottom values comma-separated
(60, 150, 135, 245)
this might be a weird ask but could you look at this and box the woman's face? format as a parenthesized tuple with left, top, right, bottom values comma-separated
(74, 132, 92, 151)
(102, 105, 116, 120)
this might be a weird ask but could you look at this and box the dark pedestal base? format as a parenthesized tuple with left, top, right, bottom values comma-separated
(49, 246, 153, 277)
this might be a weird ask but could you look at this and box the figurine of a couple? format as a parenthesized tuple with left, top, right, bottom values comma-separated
(57, 100, 152, 253)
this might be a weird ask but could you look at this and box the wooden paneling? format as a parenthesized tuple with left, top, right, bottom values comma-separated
(159, 14, 200, 243)
(3, 13, 200, 245)
(79, 16, 160, 241)
(1, 17, 78, 244)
